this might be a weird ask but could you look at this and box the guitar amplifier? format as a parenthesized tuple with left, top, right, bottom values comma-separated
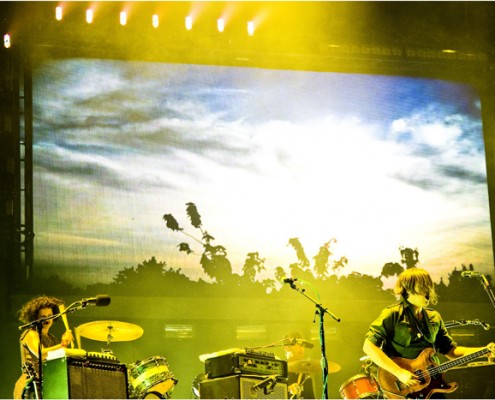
(43, 356, 128, 399)
(200, 375, 288, 399)
(205, 352, 288, 379)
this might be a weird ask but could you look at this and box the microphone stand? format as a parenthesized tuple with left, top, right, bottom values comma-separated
(286, 280, 341, 400)
(17, 300, 88, 399)
(478, 274, 495, 310)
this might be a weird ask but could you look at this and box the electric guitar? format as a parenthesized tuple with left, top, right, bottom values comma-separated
(13, 362, 40, 400)
(377, 345, 495, 399)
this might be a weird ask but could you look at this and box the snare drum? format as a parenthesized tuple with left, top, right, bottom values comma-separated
(128, 356, 177, 399)
(339, 374, 381, 399)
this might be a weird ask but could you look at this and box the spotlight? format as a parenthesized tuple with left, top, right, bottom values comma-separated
(55, 6, 63, 21)
(86, 9, 93, 24)
(152, 14, 159, 28)
(120, 11, 127, 26)
(185, 15, 192, 30)
(247, 21, 255, 36)
(4, 33, 11, 49)
(217, 18, 224, 33)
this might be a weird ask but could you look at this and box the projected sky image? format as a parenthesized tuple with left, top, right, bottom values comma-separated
(32, 59, 493, 286)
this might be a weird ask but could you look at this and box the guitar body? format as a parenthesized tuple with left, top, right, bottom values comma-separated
(13, 363, 39, 400)
(377, 348, 458, 399)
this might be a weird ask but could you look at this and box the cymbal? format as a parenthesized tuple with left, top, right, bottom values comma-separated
(199, 348, 246, 362)
(288, 359, 341, 374)
(76, 320, 143, 342)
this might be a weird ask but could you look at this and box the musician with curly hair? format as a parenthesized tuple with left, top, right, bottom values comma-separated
(13, 295, 73, 399)
(363, 268, 495, 399)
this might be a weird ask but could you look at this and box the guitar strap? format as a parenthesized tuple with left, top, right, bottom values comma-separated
(407, 307, 436, 351)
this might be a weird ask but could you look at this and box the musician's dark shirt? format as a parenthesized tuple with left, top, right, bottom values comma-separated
(365, 301, 456, 361)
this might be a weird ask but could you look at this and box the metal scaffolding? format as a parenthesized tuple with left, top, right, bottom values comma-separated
(0, 48, 33, 291)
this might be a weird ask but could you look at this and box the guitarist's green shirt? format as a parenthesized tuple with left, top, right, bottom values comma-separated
(365, 301, 456, 361)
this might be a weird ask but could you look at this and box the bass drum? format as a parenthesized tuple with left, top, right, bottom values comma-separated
(339, 374, 381, 399)
(128, 356, 178, 399)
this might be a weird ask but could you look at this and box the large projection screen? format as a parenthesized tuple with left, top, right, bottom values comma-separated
(32, 58, 494, 288)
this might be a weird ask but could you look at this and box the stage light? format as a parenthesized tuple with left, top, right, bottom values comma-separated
(152, 14, 159, 28)
(3, 34, 11, 49)
(247, 21, 255, 36)
(217, 18, 225, 33)
(55, 6, 63, 21)
(86, 9, 93, 24)
(185, 15, 193, 30)
(120, 11, 127, 26)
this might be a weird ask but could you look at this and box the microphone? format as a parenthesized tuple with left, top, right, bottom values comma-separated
(295, 338, 314, 349)
(283, 277, 297, 284)
(81, 295, 111, 307)
(250, 375, 277, 395)
(461, 271, 490, 286)
(285, 338, 314, 349)
(461, 271, 483, 277)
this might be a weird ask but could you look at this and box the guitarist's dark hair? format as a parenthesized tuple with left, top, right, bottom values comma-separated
(394, 268, 438, 305)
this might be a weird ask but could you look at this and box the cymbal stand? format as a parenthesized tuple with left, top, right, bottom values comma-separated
(102, 327, 115, 354)
(286, 280, 341, 400)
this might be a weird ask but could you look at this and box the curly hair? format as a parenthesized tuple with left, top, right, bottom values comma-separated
(18, 295, 65, 324)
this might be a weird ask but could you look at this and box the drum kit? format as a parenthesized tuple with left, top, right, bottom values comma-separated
(73, 322, 382, 399)
(75, 320, 177, 399)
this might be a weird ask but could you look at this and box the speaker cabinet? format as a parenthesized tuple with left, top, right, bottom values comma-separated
(200, 375, 288, 399)
(43, 357, 128, 399)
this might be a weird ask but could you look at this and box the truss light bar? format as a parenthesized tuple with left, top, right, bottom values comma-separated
(86, 9, 94, 24)
(120, 11, 127, 26)
(247, 21, 254, 36)
(55, 6, 63, 21)
(152, 14, 159, 28)
(4, 33, 11, 49)
(217, 18, 225, 33)
(185, 15, 192, 30)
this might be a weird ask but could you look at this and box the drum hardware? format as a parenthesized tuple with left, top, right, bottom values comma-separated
(127, 355, 178, 399)
(191, 372, 206, 399)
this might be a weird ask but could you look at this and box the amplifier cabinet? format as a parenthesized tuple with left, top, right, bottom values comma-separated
(200, 375, 288, 399)
(445, 363, 495, 399)
(43, 356, 128, 399)
(205, 353, 288, 379)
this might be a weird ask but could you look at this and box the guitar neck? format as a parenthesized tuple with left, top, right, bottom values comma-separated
(435, 347, 490, 374)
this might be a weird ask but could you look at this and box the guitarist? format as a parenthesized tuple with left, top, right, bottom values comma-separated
(13, 295, 73, 399)
(362, 268, 494, 399)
